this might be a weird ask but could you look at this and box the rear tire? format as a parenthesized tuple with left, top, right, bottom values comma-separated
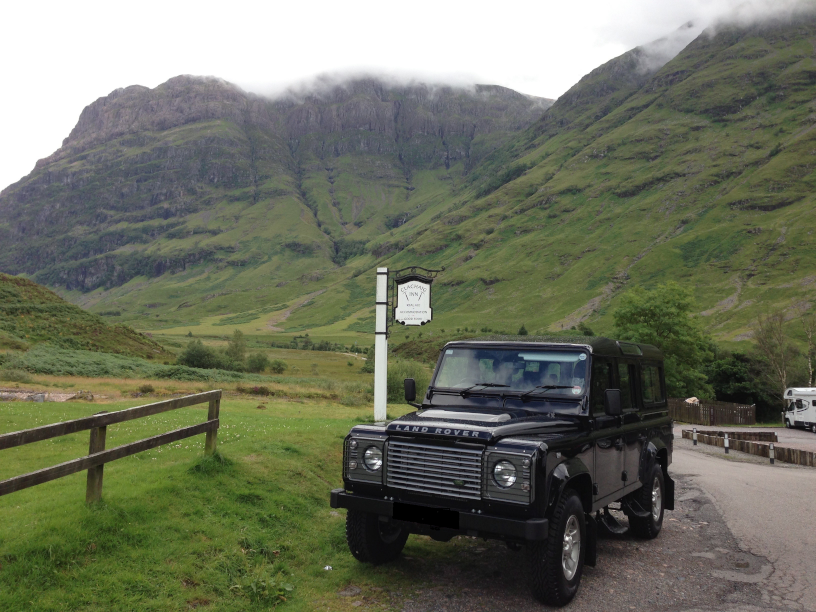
(629, 464, 665, 539)
(811, 424, 816, 434)
(345, 510, 408, 564)
(527, 489, 585, 607)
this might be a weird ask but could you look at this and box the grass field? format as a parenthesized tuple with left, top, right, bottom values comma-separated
(0, 377, 491, 612)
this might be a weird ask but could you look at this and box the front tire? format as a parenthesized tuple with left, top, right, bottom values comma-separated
(345, 510, 408, 564)
(785, 420, 792, 429)
(811, 424, 816, 434)
(629, 464, 665, 539)
(527, 489, 586, 607)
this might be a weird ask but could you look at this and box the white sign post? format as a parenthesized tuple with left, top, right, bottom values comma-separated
(374, 268, 389, 422)
(372, 266, 441, 422)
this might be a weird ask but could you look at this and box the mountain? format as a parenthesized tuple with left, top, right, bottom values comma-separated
(0, 273, 169, 358)
(2, 16, 816, 345)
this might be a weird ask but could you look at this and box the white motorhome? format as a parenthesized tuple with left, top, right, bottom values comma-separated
(783, 388, 816, 433)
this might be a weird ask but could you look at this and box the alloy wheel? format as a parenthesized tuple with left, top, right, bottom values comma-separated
(651, 476, 662, 521)
(561, 515, 581, 580)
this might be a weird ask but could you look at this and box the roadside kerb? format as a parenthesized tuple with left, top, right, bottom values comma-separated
(681, 429, 816, 467)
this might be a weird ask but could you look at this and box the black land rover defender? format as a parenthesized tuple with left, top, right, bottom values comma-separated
(330, 338, 674, 606)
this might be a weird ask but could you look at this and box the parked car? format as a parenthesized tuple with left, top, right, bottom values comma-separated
(330, 337, 675, 606)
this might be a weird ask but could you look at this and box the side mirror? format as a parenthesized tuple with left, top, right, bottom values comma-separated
(404, 378, 417, 403)
(604, 389, 622, 416)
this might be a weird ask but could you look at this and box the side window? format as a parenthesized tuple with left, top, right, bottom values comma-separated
(795, 399, 803, 409)
(618, 362, 634, 410)
(591, 359, 614, 414)
(641, 365, 664, 404)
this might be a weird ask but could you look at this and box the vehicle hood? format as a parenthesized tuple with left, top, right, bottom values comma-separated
(386, 406, 580, 443)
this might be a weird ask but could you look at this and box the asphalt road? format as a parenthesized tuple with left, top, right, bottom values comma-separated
(672, 442, 816, 611)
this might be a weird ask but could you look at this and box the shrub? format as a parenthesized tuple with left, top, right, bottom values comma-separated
(518, 324, 528, 336)
(0, 368, 32, 383)
(236, 385, 274, 396)
(361, 359, 374, 373)
(138, 384, 155, 393)
(177, 340, 225, 370)
(387, 359, 431, 403)
(246, 353, 270, 374)
(269, 359, 287, 374)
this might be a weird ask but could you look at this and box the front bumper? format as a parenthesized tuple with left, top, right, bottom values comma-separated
(330, 489, 549, 541)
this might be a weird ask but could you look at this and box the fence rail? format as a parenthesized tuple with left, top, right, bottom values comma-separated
(668, 398, 755, 426)
(681, 429, 815, 467)
(0, 390, 221, 502)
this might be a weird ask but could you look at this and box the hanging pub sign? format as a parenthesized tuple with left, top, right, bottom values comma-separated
(394, 275, 433, 326)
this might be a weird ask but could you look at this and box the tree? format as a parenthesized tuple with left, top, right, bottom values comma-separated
(754, 311, 798, 404)
(613, 281, 714, 398)
(225, 329, 247, 363)
(518, 324, 529, 336)
(704, 351, 778, 421)
(246, 352, 270, 373)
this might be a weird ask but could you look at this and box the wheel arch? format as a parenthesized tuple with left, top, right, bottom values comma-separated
(547, 457, 593, 515)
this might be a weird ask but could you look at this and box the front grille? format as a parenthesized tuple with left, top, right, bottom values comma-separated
(386, 440, 483, 500)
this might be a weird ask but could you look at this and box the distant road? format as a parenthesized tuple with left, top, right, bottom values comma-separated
(673, 444, 816, 611)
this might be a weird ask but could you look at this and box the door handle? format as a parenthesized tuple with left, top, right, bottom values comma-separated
(614, 438, 624, 450)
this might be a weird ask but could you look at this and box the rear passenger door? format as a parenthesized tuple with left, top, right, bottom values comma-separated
(592, 358, 625, 502)
(618, 361, 642, 487)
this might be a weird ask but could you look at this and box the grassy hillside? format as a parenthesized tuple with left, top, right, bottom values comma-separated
(2, 18, 816, 351)
(0, 273, 169, 359)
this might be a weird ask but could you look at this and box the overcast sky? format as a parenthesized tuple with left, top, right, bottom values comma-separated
(0, 0, 807, 192)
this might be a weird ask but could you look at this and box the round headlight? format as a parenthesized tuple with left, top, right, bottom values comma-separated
(363, 446, 383, 471)
(493, 460, 517, 488)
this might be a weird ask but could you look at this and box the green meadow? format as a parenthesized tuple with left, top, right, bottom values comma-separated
(0, 386, 484, 612)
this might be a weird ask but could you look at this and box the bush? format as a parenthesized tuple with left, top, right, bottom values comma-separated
(387, 359, 431, 403)
(269, 359, 287, 374)
(0, 368, 32, 383)
(518, 324, 528, 336)
(236, 385, 274, 396)
(246, 353, 270, 374)
(138, 384, 155, 394)
(177, 340, 225, 370)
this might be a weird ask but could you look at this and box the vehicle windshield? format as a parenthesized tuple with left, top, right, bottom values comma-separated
(433, 347, 588, 397)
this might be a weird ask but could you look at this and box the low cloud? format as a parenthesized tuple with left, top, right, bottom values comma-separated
(636, 21, 703, 74)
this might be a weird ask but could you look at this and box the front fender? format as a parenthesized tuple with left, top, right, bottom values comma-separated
(546, 456, 593, 515)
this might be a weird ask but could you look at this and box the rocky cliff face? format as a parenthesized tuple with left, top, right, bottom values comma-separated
(0, 76, 552, 292)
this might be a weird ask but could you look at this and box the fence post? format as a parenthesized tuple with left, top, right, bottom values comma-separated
(205, 395, 220, 456)
(693, 427, 697, 446)
(770, 443, 775, 465)
(724, 433, 729, 454)
(85, 413, 108, 503)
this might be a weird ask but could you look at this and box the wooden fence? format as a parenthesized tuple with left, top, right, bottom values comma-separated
(681, 429, 816, 467)
(668, 398, 755, 426)
(0, 390, 221, 502)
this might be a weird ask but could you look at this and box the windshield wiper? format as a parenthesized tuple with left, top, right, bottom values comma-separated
(459, 382, 510, 397)
(519, 385, 575, 401)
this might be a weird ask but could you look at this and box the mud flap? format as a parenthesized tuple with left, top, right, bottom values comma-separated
(584, 513, 597, 567)
(664, 473, 675, 511)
